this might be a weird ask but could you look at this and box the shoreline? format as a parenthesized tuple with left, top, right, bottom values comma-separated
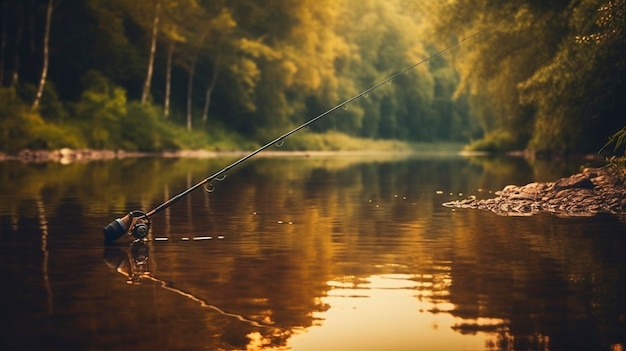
(0, 147, 433, 164)
(0, 147, 606, 164)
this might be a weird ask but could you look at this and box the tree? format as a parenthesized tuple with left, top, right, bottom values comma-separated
(163, 40, 173, 117)
(140, 0, 160, 104)
(0, 0, 485, 153)
(200, 7, 236, 124)
(202, 49, 220, 123)
(185, 56, 195, 131)
(158, 0, 200, 117)
(423, 0, 626, 154)
(519, 0, 626, 153)
(86, 0, 146, 98)
(32, 0, 53, 110)
(105, 0, 168, 102)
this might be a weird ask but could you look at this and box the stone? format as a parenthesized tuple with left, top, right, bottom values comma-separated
(551, 173, 594, 191)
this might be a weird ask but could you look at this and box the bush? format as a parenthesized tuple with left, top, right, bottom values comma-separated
(36, 123, 86, 149)
(465, 130, 521, 153)
(122, 102, 178, 151)
(0, 87, 45, 152)
(39, 82, 70, 123)
(0, 87, 88, 152)
(72, 70, 127, 149)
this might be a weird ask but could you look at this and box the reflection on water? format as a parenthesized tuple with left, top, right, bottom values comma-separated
(289, 273, 507, 351)
(104, 241, 282, 330)
(0, 154, 625, 351)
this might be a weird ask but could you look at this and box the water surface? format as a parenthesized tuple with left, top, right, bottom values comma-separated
(0, 154, 624, 350)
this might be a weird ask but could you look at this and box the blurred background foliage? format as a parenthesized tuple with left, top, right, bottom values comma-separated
(0, 0, 623, 156)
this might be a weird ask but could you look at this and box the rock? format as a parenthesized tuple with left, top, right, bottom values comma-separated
(551, 173, 594, 191)
(443, 166, 626, 217)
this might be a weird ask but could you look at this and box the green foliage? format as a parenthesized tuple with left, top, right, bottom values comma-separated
(465, 130, 521, 153)
(86, 0, 146, 92)
(167, 122, 256, 151)
(0, 87, 85, 152)
(39, 82, 71, 122)
(600, 125, 626, 157)
(425, 0, 626, 155)
(0, 87, 46, 152)
(519, 0, 626, 155)
(7, 0, 626, 157)
(122, 102, 177, 151)
(6, 0, 582, 154)
(36, 123, 86, 150)
(72, 71, 128, 149)
(215, 0, 475, 143)
(282, 131, 417, 152)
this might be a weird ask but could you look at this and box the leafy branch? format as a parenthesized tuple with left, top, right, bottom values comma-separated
(599, 125, 626, 155)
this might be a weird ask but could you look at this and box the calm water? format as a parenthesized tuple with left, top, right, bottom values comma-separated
(1, 153, 625, 351)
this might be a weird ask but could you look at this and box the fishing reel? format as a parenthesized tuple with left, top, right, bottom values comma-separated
(103, 210, 151, 242)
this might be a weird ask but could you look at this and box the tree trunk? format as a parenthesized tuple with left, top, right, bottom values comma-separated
(202, 51, 221, 123)
(32, 0, 53, 110)
(186, 58, 197, 131)
(141, 0, 160, 104)
(164, 40, 174, 117)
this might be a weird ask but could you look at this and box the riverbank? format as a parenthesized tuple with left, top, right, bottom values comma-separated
(0, 148, 415, 164)
(0, 148, 148, 163)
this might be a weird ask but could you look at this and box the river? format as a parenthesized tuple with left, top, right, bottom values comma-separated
(0, 153, 624, 350)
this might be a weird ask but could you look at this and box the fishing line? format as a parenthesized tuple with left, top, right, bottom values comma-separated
(103, 30, 483, 242)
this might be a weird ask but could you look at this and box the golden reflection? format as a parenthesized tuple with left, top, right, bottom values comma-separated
(288, 274, 505, 351)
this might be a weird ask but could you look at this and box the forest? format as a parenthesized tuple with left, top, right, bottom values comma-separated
(0, 0, 624, 156)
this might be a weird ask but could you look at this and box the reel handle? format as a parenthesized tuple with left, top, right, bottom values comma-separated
(103, 211, 151, 242)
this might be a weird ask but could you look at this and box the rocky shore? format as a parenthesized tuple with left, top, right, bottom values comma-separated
(443, 166, 626, 217)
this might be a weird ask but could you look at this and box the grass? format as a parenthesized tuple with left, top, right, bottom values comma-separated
(251, 130, 464, 153)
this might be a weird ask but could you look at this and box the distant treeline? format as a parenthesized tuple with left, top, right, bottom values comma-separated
(0, 0, 623, 155)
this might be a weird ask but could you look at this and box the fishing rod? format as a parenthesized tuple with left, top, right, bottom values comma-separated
(103, 30, 483, 242)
